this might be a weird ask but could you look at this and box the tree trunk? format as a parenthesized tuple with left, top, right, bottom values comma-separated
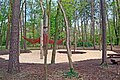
(23, 0, 27, 50)
(78, 20, 81, 39)
(43, 10, 48, 80)
(73, 10, 77, 51)
(112, 0, 119, 45)
(116, 0, 120, 45)
(8, 0, 20, 74)
(6, 10, 11, 49)
(39, 0, 44, 16)
(20, 0, 25, 49)
(40, 19, 44, 59)
(58, 0, 73, 69)
(91, 0, 95, 49)
(68, 17, 71, 49)
(99, 9, 102, 51)
(20, 11, 23, 49)
(84, 15, 87, 48)
(100, 0, 107, 64)
(107, 14, 113, 50)
(112, 0, 116, 45)
(40, 0, 48, 79)
(39, 0, 44, 59)
(32, 14, 35, 47)
(81, 18, 84, 49)
(47, 0, 52, 48)
(0, 22, 3, 50)
(51, 7, 59, 64)
(86, 18, 88, 47)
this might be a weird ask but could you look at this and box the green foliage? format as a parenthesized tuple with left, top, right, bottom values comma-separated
(0, 0, 120, 48)
(61, 0, 75, 21)
(0, 12, 2, 21)
(58, 32, 65, 39)
(63, 68, 82, 79)
(50, 5, 57, 37)
(77, 42, 93, 47)
(110, 2, 116, 6)
(2, 40, 6, 46)
(100, 62, 109, 68)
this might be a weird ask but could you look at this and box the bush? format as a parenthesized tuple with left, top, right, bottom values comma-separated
(2, 40, 6, 46)
(77, 42, 93, 47)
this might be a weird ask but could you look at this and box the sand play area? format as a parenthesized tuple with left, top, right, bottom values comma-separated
(0, 49, 117, 64)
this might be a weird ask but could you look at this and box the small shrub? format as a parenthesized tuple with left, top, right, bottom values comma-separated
(77, 42, 93, 47)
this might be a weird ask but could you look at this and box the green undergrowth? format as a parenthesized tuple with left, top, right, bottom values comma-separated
(100, 62, 109, 68)
(63, 68, 83, 80)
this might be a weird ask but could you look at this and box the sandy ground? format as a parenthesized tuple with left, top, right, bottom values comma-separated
(0, 49, 117, 64)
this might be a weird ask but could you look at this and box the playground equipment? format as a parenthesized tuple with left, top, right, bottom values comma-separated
(22, 34, 65, 45)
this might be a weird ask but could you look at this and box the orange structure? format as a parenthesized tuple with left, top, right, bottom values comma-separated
(22, 34, 65, 45)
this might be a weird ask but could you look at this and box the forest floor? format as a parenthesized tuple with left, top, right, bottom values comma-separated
(0, 48, 120, 80)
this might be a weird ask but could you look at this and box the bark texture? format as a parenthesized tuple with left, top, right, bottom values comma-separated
(100, 0, 107, 64)
(8, 0, 20, 74)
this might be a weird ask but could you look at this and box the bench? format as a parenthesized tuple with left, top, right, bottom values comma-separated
(107, 54, 120, 58)
(110, 59, 120, 65)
